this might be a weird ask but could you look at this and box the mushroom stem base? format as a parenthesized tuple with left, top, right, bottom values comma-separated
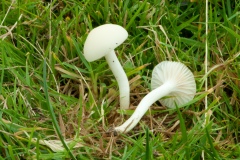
(114, 80, 176, 133)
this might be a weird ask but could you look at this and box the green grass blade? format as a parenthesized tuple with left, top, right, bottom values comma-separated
(175, 104, 190, 159)
(43, 59, 76, 160)
(220, 24, 240, 40)
(145, 127, 150, 160)
(126, 0, 147, 30)
(205, 126, 221, 160)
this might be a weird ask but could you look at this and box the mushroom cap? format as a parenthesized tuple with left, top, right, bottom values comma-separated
(83, 24, 128, 62)
(151, 61, 196, 108)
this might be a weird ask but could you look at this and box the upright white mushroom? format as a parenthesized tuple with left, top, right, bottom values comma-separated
(114, 61, 196, 133)
(83, 24, 130, 109)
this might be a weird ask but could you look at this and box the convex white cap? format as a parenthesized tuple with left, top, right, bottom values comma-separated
(84, 24, 128, 62)
(151, 61, 196, 108)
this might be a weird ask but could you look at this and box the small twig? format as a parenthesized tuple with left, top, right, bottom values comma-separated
(0, 14, 23, 40)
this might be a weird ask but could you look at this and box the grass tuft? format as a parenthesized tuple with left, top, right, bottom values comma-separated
(0, 0, 239, 159)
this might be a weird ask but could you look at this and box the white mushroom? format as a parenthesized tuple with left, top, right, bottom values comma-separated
(84, 24, 130, 109)
(114, 61, 196, 133)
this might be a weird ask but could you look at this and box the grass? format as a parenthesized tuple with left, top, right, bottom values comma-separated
(0, 0, 240, 159)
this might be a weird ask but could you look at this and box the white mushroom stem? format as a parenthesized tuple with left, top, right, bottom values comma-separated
(105, 50, 130, 110)
(114, 80, 176, 133)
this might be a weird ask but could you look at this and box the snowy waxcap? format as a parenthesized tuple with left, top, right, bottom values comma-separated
(84, 24, 128, 62)
(151, 61, 196, 108)
(113, 61, 196, 133)
(83, 24, 130, 109)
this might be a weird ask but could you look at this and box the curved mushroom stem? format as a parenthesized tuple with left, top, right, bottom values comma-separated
(105, 50, 130, 109)
(114, 80, 176, 133)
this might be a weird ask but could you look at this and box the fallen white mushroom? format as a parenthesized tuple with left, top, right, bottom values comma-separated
(114, 61, 196, 133)
(84, 24, 130, 109)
